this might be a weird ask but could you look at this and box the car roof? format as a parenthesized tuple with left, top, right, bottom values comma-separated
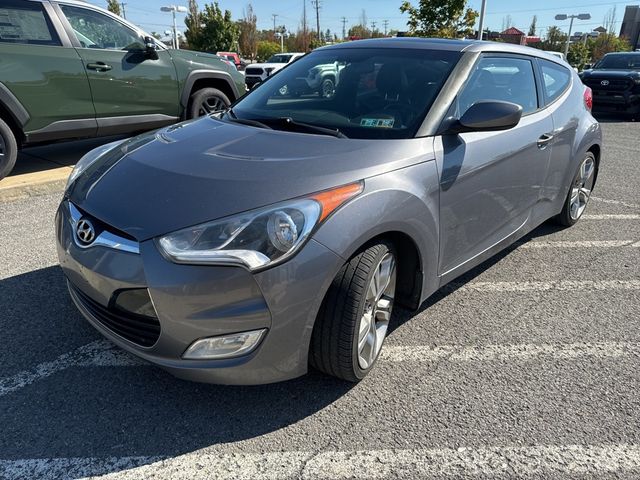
(321, 37, 568, 65)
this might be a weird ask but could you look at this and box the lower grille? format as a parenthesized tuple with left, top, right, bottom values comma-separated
(245, 67, 264, 76)
(69, 283, 161, 347)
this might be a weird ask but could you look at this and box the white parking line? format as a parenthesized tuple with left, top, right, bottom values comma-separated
(447, 280, 640, 292)
(591, 196, 640, 209)
(519, 240, 638, 248)
(2, 339, 639, 398)
(2, 444, 640, 479)
(583, 214, 640, 220)
(0, 340, 140, 397)
(381, 342, 640, 362)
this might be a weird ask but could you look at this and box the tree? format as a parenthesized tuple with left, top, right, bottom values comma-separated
(185, 2, 238, 52)
(238, 4, 258, 59)
(256, 41, 280, 61)
(348, 24, 371, 39)
(399, 0, 478, 38)
(528, 15, 537, 36)
(107, 0, 121, 16)
(567, 42, 590, 70)
(589, 34, 631, 62)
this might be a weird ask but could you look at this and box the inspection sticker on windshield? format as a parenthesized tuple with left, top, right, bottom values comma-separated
(360, 118, 395, 128)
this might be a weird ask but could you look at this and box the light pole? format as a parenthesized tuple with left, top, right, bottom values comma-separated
(275, 29, 288, 52)
(161, 5, 188, 49)
(477, 0, 487, 40)
(555, 13, 591, 57)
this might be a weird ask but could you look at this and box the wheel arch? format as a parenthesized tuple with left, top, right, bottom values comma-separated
(180, 70, 240, 117)
(0, 83, 29, 145)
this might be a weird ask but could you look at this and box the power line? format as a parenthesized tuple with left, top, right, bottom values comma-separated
(341, 16, 348, 40)
(382, 19, 389, 36)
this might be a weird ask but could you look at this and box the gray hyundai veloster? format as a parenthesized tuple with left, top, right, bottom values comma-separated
(57, 38, 602, 385)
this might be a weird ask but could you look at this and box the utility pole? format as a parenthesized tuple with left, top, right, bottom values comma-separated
(371, 20, 376, 36)
(477, 0, 486, 40)
(302, 0, 308, 51)
(341, 16, 348, 40)
(311, 0, 321, 41)
(271, 14, 278, 33)
(120, 2, 127, 19)
(382, 19, 388, 36)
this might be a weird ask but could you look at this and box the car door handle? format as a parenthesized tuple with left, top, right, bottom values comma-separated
(537, 133, 554, 149)
(87, 62, 112, 72)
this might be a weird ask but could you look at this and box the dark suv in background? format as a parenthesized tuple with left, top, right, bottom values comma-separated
(0, 0, 246, 180)
(579, 52, 640, 118)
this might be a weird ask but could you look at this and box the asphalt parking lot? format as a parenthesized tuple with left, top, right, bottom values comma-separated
(0, 118, 639, 479)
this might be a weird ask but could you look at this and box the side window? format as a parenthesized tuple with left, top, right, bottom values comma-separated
(60, 5, 143, 50)
(458, 57, 538, 115)
(540, 59, 571, 104)
(0, 0, 61, 46)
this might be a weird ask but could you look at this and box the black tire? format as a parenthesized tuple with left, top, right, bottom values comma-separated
(0, 117, 18, 181)
(187, 87, 231, 119)
(554, 152, 597, 227)
(310, 241, 397, 382)
(320, 77, 335, 98)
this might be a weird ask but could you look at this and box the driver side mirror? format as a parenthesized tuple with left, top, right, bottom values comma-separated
(443, 101, 523, 134)
(144, 36, 158, 58)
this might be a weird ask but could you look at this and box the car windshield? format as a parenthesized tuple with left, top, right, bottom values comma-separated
(230, 48, 461, 139)
(595, 54, 640, 70)
(267, 54, 294, 63)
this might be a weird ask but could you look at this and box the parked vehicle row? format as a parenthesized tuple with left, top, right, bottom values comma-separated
(0, 0, 246, 180)
(58, 38, 601, 385)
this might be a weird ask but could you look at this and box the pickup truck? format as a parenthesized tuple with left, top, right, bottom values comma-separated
(244, 53, 305, 89)
(579, 52, 640, 117)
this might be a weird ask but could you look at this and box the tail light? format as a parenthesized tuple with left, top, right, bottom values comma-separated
(583, 86, 593, 111)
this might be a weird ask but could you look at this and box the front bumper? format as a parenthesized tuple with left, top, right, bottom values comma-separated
(56, 200, 343, 385)
(245, 76, 264, 89)
(592, 90, 640, 113)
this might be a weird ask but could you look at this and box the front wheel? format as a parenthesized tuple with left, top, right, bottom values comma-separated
(555, 152, 597, 226)
(310, 242, 397, 382)
(187, 87, 231, 119)
(0, 117, 18, 181)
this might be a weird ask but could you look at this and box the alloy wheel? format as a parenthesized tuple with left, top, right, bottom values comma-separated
(569, 155, 596, 220)
(198, 96, 226, 116)
(357, 252, 396, 370)
(322, 79, 335, 98)
(0, 133, 6, 161)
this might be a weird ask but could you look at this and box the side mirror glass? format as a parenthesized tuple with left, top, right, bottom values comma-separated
(144, 36, 157, 56)
(446, 101, 523, 134)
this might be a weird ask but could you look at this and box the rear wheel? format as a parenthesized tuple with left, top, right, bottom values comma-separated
(0, 117, 18, 181)
(555, 152, 597, 227)
(187, 87, 231, 119)
(310, 242, 397, 382)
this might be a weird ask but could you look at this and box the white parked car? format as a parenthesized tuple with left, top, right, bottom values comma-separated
(245, 53, 305, 89)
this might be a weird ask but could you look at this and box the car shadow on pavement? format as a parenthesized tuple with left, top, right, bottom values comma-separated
(390, 221, 567, 331)
(0, 265, 352, 470)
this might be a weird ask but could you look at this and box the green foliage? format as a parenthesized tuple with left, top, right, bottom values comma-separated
(106, 0, 121, 16)
(589, 34, 631, 62)
(528, 26, 567, 52)
(185, 2, 238, 52)
(238, 4, 258, 59)
(256, 41, 280, 62)
(399, 0, 478, 38)
(567, 42, 590, 70)
(528, 15, 537, 36)
(348, 24, 370, 39)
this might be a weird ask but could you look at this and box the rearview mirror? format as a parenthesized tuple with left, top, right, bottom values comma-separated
(446, 101, 523, 134)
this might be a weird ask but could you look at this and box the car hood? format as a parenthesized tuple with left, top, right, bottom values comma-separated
(68, 117, 434, 241)
(582, 69, 640, 79)
(248, 62, 288, 71)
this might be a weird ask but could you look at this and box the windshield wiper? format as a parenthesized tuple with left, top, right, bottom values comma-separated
(223, 108, 272, 130)
(265, 117, 348, 139)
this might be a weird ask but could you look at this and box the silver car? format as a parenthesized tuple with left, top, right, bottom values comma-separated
(56, 38, 602, 385)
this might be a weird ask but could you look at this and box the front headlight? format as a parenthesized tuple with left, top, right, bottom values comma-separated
(157, 182, 363, 271)
(65, 140, 126, 191)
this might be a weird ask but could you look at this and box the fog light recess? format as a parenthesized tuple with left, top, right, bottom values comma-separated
(182, 329, 267, 360)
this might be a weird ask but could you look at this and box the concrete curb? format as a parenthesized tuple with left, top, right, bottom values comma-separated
(0, 166, 71, 202)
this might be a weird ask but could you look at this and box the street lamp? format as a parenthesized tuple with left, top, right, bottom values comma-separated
(275, 29, 288, 53)
(555, 13, 591, 57)
(161, 5, 188, 49)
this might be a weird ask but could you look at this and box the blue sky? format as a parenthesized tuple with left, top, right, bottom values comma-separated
(88, 0, 631, 39)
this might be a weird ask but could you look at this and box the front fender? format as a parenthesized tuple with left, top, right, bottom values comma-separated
(313, 160, 441, 305)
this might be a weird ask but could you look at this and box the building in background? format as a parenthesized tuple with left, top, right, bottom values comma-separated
(620, 5, 640, 50)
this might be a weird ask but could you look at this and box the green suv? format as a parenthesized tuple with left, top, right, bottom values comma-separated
(0, 0, 246, 180)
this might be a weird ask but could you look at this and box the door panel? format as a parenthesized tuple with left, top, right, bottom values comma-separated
(58, 4, 179, 122)
(435, 55, 552, 275)
(0, 0, 94, 133)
